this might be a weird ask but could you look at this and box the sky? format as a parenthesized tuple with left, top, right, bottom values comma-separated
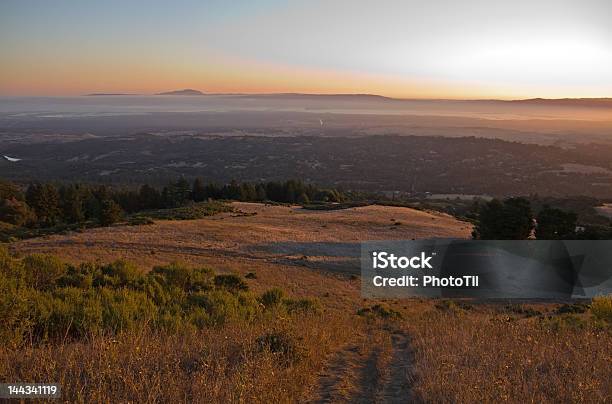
(1, 0, 611, 98)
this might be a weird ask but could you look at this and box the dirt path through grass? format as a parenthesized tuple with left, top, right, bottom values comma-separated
(309, 326, 417, 403)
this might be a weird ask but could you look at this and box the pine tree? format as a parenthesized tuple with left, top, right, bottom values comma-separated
(138, 184, 161, 209)
(99, 199, 124, 226)
(175, 177, 192, 203)
(192, 178, 206, 202)
(26, 183, 61, 226)
(255, 184, 267, 201)
(60, 185, 85, 223)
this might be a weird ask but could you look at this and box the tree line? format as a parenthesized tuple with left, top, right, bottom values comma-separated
(471, 197, 612, 240)
(0, 178, 344, 228)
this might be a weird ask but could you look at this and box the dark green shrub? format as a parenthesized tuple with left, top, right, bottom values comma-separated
(58, 263, 96, 289)
(151, 263, 213, 292)
(195, 290, 258, 326)
(260, 288, 284, 309)
(245, 272, 257, 279)
(214, 274, 249, 293)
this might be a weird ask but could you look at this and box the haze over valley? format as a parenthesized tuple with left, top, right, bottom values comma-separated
(2, 94, 612, 199)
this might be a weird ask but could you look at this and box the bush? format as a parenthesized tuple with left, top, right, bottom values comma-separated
(591, 295, 612, 323)
(35, 288, 103, 338)
(256, 330, 303, 365)
(260, 288, 284, 309)
(284, 298, 320, 314)
(151, 263, 213, 292)
(435, 300, 473, 312)
(193, 290, 258, 326)
(128, 216, 154, 226)
(542, 314, 587, 331)
(0, 251, 309, 345)
(99, 288, 157, 332)
(357, 304, 402, 320)
(556, 303, 589, 315)
(504, 304, 541, 317)
(100, 260, 145, 287)
(214, 274, 249, 293)
(22, 254, 67, 290)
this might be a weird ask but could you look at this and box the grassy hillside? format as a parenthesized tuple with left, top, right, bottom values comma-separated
(2, 204, 610, 402)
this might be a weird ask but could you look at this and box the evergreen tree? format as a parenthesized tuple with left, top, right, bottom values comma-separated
(192, 178, 206, 202)
(26, 183, 61, 226)
(175, 177, 192, 203)
(99, 199, 124, 226)
(224, 180, 241, 200)
(472, 197, 534, 240)
(138, 184, 161, 210)
(536, 205, 578, 239)
(265, 181, 284, 202)
(204, 183, 221, 199)
(255, 184, 267, 201)
(60, 185, 85, 223)
(114, 189, 140, 213)
(239, 183, 257, 201)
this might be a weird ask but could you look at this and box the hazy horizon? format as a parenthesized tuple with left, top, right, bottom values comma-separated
(1, 92, 611, 102)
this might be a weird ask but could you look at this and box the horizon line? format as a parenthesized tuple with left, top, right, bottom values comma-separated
(1, 91, 611, 103)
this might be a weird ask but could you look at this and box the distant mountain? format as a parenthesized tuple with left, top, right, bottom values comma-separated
(85, 93, 135, 96)
(156, 89, 205, 96)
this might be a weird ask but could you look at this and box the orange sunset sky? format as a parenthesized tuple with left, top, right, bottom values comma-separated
(1, 0, 611, 99)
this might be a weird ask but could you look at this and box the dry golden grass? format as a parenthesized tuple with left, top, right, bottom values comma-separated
(0, 314, 359, 403)
(10, 202, 471, 270)
(3, 203, 611, 402)
(403, 302, 612, 403)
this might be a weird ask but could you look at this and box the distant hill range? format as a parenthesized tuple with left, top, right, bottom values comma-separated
(156, 89, 205, 96)
(85, 93, 135, 96)
(83, 90, 611, 108)
(507, 98, 612, 108)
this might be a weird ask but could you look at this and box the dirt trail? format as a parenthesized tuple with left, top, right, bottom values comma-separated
(376, 331, 417, 403)
(309, 327, 418, 404)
